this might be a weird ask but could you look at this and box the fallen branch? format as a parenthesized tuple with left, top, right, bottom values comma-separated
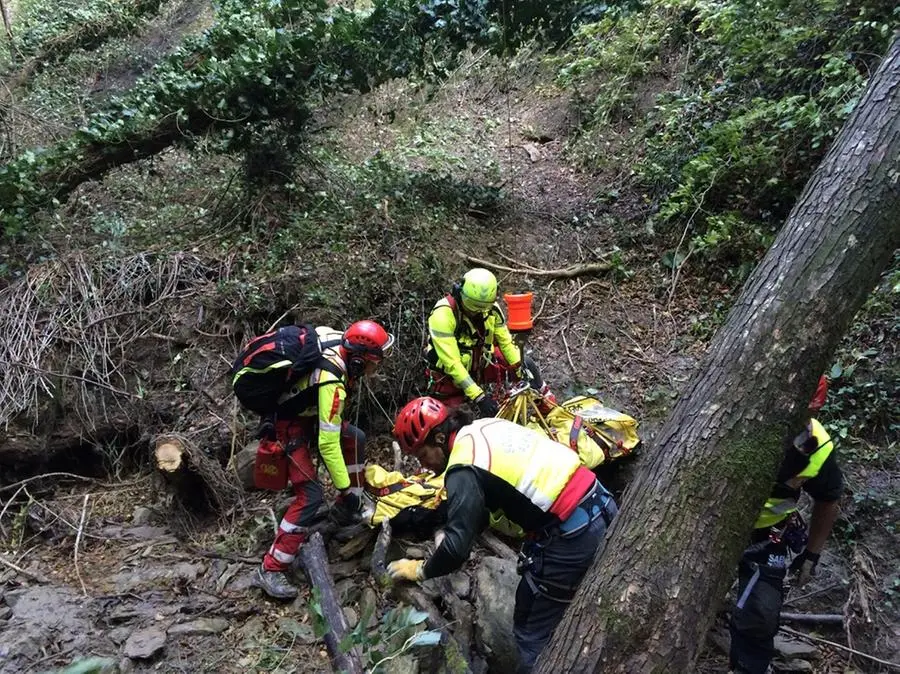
(780, 612, 844, 625)
(74, 494, 90, 595)
(371, 520, 392, 583)
(783, 583, 840, 607)
(0, 553, 49, 583)
(298, 532, 364, 674)
(0, 472, 149, 494)
(477, 531, 518, 562)
(779, 626, 900, 670)
(458, 253, 612, 279)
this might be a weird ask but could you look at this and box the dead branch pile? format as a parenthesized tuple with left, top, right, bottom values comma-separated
(0, 251, 216, 430)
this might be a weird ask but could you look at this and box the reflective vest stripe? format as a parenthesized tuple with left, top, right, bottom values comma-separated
(754, 419, 833, 529)
(232, 358, 292, 386)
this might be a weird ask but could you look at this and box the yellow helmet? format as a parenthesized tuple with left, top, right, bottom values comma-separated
(459, 268, 497, 313)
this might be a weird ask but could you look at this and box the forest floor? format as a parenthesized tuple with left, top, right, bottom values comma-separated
(1, 3, 898, 673)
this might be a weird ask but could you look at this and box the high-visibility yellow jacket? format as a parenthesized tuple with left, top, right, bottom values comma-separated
(754, 419, 834, 529)
(447, 418, 595, 522)
(280, 327, 353, 490)
(426, 293, 520, 401)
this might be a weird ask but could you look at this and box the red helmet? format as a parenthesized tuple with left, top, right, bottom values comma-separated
(808, 375, 828, 412)
(343, 320, 394, 362)
(393, 397, 449, 455)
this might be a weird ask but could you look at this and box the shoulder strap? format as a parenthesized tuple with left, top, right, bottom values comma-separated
(444, 292, 466, 339)
(316, 338, 345, 380)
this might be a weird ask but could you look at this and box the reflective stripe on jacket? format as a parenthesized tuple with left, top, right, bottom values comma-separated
(281, 327, 352, 489)
(426, 294, 520, 401)
(446, 418, 594, 521)
(754, 419, 834, 529)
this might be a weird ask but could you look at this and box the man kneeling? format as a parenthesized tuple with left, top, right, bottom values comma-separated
(388, 397, 618, 672)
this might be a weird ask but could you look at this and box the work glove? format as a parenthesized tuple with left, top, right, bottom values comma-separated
(386, 558, 425, 582)
(256, 415, 277, 441)
(474, 394, 499, 418)
(789, 549, 820, 587)
(330, 490, 362, 526)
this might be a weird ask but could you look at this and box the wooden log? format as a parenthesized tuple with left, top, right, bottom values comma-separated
(153, 433, 244, 514)
(780, 612, 844, 625)
(477, 531, 518, 562)
(298, 532, 364, 674)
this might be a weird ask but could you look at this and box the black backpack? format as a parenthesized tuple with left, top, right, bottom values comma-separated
(229, 324, 343, 415)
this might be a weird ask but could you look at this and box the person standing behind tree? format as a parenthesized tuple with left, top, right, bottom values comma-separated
(425, 267, 554, 418)
(729, 375, 843, 673)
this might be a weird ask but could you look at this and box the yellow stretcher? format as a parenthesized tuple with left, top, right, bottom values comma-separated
(498, 384, 640, 468)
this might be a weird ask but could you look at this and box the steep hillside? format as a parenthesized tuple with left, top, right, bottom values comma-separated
(0, 1, 897, 672)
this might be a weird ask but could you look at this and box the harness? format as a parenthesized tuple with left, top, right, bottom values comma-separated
(426, 291, 502, 377)
(517, 482, 616, 603)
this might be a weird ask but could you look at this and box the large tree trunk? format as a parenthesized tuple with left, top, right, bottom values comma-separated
(536, 37, 900, 673)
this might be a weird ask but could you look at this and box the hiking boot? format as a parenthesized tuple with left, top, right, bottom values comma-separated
(254, 565, 299, 600)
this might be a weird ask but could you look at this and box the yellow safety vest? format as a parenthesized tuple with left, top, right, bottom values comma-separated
(754, 419, 834, 529)
(426, 295, 520, 400)
(446, 418, 580, 512)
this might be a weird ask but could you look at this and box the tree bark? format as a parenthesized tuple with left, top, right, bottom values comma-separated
(298, 532, 364, 674)
(536, 37, 900, 673)
(0, 0, 13, 52)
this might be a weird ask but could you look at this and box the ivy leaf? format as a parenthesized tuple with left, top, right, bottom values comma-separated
(407, 630, 442, 647)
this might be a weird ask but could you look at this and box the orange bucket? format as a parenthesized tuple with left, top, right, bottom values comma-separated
(504, 292, 534, 331)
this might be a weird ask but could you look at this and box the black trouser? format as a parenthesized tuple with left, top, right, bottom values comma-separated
(729, 534, 788, 674)
(513, 483, 618, 672)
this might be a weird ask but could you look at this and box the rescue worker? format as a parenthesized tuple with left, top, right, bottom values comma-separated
(425, 267, 553, 417)
(730, 375, 843, 673)
(388, 396, 617, 671)
(253, 320, 394, 599)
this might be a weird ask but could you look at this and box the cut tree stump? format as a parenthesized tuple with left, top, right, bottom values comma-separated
(299, 532, 364, 674)
(153, 434, 243, 515)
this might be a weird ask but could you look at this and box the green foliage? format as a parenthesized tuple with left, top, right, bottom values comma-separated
(555, 6, 675, 126)
(823, 257, 899, 451)
(0, 0, 514, 236)
(555, 0, 898, 277)
(339, 603, 441, 671)
(8, 0, 162, 61)
(49, 657, 116, 674)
